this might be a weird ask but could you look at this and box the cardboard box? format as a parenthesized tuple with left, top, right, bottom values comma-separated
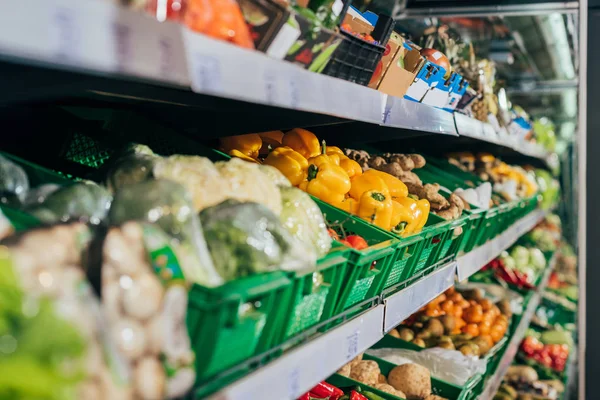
(238, 0, 290, 52)
(404, 59, 445, 102)
(443, 73, 469, 112)
(373, 39, 424, 98)
(422, 70, 457, 109)
(368, 31, 402, 89)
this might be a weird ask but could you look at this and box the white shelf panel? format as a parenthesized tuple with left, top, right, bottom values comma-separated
(209, 305, 385, 400)
(456, 209, 547, 281)
(383, 262, 457, 332)
(480, 258, 555, 399)
(382, 95, 459, 135)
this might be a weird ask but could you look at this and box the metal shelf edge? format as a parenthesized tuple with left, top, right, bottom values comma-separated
(456, 209, 548, 281)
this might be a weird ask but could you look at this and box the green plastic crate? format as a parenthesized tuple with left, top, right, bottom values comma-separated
(437, 214, 469, 261)
(281, 249, 350, 340)
(186, 271, 292, 382)
(381, 233, 424, 291)
(410, 214, 452, 275)
(460, 207, 486, 254)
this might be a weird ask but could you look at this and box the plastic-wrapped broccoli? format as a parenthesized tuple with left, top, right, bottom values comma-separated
(26, 182, 112, 225)
(279, 187, 331, 261)
(104, 144, 159, 193)
(109, 179, 223, 287)
(200, 200, 313, 281)
(0, 154, 29, 206)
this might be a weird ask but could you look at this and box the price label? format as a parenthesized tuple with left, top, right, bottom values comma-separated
(158, 36, 174, 77)
(288, 78, 300, 109)
(345, 329, 360, 361)
(287, 366, 301, 398)
(264, 70, 278, 105)
(193, 54, 222, 92)
(52, 7, 81, 63)
(113, 22, 133, 72)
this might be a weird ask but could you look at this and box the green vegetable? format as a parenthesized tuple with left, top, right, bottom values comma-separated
(200, 200, 313, 281)
(279, 187, 332, 260)
(104, 143, 159, 192)
(510, 246, 530, 270)
(540, 329, 574, 347)
(529, 248, 546, 270)
(26, 182, 112, 224)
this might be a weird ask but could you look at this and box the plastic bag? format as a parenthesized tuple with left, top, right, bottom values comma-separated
(366, 347, 486, 386)
(279, 186, 331, 260)
(455, 182, 491, 210)
(105, 144, 159, 193)
(109, 179, 222, 287)
(0, 224, 127, 400)
(99, 222, 196, 399)
(200, 199, 313, 281)
(26, 182, 112, 225)
(0, 153, 29, 206)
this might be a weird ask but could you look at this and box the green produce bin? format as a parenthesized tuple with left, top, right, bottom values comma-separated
(281, 248, 350, 341)
(327, 354, 481, 400)
(472, 206, 501, 248)
(459, 207, 486, 254)
(186, 271, 292, 382)
(317, 200, 399, 314)
(410, 214, 452, 275)
(381, 233, 424, 291)
(437, 214, 469, 261)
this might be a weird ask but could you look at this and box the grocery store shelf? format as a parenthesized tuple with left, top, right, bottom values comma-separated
(454, 113, 551, 161)
(396, 1, 579, 19)
(480, 257, 555, 399)
(456, 209, 547, 281)
(383, 261, 457, 332)
(208, 305, 385, 400)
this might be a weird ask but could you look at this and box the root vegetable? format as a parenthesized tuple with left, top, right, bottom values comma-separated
(369, 156, 387, 168)
(111, 318, 147, 360)
(425, 318, 444, 337)
(374, 383, 405, 397)
(166, 367, 195, 398)
(389, 328, 401, 338)
(350, 360, 381, 386)
(399, 171, 422, 186)
(388, 155, 415, 171)
(350, 353, 363, 367)
(399, 328, 415, 342)
(409, 154, 426, 169)
(412, 338, 426, 348)
(387, 363, 431, 399)
(338, 363, 351, 377)
(378, 374, 387, 384)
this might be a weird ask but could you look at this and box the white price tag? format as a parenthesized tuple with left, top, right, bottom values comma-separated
(158, 36, 175, 77)
(51, 7, 81, 63)
(288, 78, 300, 109)
(192, 54, 223, 92)
(112, 22, 133, 72)
(264, 70, 278, 105)
(287, 367, 301, 398)
(345, 329, 360, 361)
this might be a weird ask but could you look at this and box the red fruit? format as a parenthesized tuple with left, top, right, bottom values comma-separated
(346, 235, 368, 250)
(338, 239, 352, 247)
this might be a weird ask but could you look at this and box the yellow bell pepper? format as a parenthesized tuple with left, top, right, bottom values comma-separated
(228, 149, 260, 163)
(308, 141, 341, 166)
(263, 146, 308, 186)
(356, 189, 393, 230)
(282, 128, 321, 159)
(391, 198, 418, 235)
(299, 162, 351, 206)
(363, 169, 408, 198)
(413, 198, 431, 233)
(325, 146, 362, 178)
(349, 173, 388, 200)
(337, 197, 358, 215)
(219, 134, 262, 159)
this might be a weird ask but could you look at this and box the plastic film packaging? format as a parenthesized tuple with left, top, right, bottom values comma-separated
(0, 153, 29, 206)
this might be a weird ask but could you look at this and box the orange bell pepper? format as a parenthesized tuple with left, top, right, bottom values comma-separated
(282, 128, 321, 159)
(219, 134, 262, 159)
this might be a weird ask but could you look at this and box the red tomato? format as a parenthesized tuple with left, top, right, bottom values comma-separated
(346, 235, 368, 250)
(338, 239, 352, 247)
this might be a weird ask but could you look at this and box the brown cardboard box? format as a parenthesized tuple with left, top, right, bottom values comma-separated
(342, 14, 374, 35)
(375, 38, 425, 98)
(368, 31, 402, 89)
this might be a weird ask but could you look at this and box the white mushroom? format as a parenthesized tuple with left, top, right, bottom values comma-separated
(19, 230, 69, 264)
(134, 357, 166, 400)
(166, 367, 195, 399)
(103, 230, 145, 276)
(146, 313, 166, 355)
(111, 318, 147, 360)
(122, 272, 164, 321)
(102, 279, 123, 323)
(77, 381, 101, 400)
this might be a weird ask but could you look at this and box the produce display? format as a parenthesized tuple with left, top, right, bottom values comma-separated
(387, 286, 511, 356)
(0, 126, 571, 400)
(494, 365, 565, 400)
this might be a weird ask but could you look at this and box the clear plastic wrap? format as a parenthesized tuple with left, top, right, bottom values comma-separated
(199, 199, 314, 281)
(258, 164, 291, 187)
(26, 182, 112, 225)
(0, 153, 29, 206)
(279, 186, 332, 260)
(105, 144, 159, 193)
(109, 179, 222, 287)
(366, 347, 487, 386)
(0, 224, 127, 400)
(99, 222, 196, 399)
